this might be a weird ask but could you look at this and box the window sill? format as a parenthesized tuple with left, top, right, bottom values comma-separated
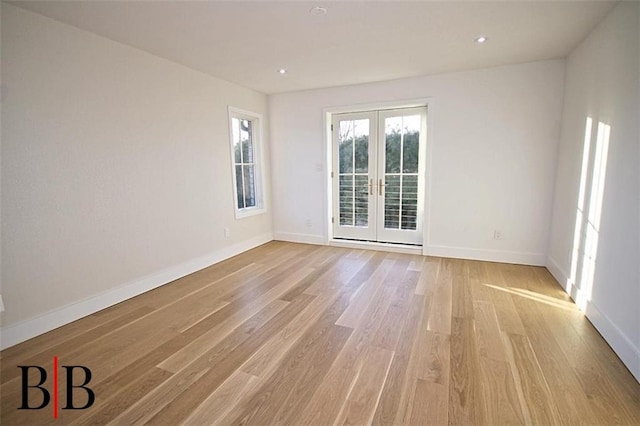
(235, 207, 266, 220)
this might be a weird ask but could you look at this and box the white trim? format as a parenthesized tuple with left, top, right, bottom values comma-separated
(323, 98, 432, 115)
(228, 106, 267, 219)
(426, 245, 545, 266)
(323, 111, 332, 245)
(235, 206, 266, 219)
(274, 233, 420, 255)
(273, 232, 326, 246)
(0, 233, 273, 350)
(329, 239, 422, 255)
(422, 99, 435, 256)
(545, 255, 580, 299)
(584, 300, 640, 382)
(545, 256, 568, 285)
(375, 107, 427, 245)
(323, 97, 433, 248)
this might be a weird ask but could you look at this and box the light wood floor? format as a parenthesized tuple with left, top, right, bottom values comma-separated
(1, 242, 639, 425)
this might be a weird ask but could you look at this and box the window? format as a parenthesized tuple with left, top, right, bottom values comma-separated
(228, 107, 265, 218)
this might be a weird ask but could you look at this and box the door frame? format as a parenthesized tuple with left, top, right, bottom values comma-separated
(323, 98, 434, 255)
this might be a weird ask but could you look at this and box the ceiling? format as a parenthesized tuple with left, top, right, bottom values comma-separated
(9, 1, 617, 94)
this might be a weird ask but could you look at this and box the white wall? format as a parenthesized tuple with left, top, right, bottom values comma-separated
(269, 60, 565, 265)
(0, 4, 272, 347)
(547, 2, 640, 380)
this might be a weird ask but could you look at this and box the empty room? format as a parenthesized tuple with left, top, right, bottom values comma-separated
(1, 0, 639, 424)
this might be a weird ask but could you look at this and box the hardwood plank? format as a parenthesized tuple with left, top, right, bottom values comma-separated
(390, 294, 435, 426)
(409, 379, 448, 426)
(486, 285, 526, 335)
(477, 356, 525, 425)
(370, 294, 424, 425)
(371, 270, 420, 350)
(467, 260, 493, 302)
(417, 330, 450, 384)
(448, 317, 484, 425)
(503, 332, 562, 425)
(407, 255, 425, 272)
(183, 371, 260, 425)
(335, 258, 394, 328)
(426, 257, 452, 334)
(335, 346, 394, 425)
(451, 259, 474, 319)
(415, 256, 439, 296)
(472, 300, 506, 362)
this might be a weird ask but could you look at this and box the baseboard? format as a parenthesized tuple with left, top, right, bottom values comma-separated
(273, 231, 326, 246)
(329, 239, 422, 255)
(426, 245, 545, 266)
(546, 256, 640, 382)
(585, 300, 640, 382)
(0, 232, 274, 350)
(545, 255, 578, 298)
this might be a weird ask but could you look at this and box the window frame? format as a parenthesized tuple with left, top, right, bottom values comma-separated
(228, 106, 266, 219)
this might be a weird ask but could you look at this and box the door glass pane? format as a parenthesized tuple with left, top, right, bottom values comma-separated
(385, 117, 402, 173)
(402, 115, 420, 173)
(235, 165, 244, 209)
(241, 119, 253, 163)
(354, 175, 369, 226)
(384, 114, 420, 232)
(384, 175, 401, 229)
(401, 175, 418, 230)
(338, 118, 370, 228)
(339, 175, 354, 225)
(339, 121, 354, 173)
(353, 119, 369, 173)
(243, 165, 256, 208)
(232, 118, 241, 163)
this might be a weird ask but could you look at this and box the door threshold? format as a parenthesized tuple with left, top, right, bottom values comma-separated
(329, 239, 423, 255)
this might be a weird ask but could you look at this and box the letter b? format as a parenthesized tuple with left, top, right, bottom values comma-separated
(63, 366, 96, 409)
(18, 366, 50, 409)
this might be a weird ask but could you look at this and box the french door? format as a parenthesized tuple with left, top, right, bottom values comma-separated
(332, 107, 427, 245)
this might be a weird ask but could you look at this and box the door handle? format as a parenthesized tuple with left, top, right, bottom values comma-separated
(369, 179, 373, 195)
(379, 179, 384, 196)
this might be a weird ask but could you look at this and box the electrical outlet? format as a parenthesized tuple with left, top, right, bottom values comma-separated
(305, 219, 312, 228)
(0, 295, 4, 313)
(224, 227, 230, 238)
(493, 230, 502, 240)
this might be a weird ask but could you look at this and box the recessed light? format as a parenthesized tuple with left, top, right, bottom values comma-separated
(309, 6, 327, 16)
(474, 36, 488, 44)
(278, 68, 287, 74)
